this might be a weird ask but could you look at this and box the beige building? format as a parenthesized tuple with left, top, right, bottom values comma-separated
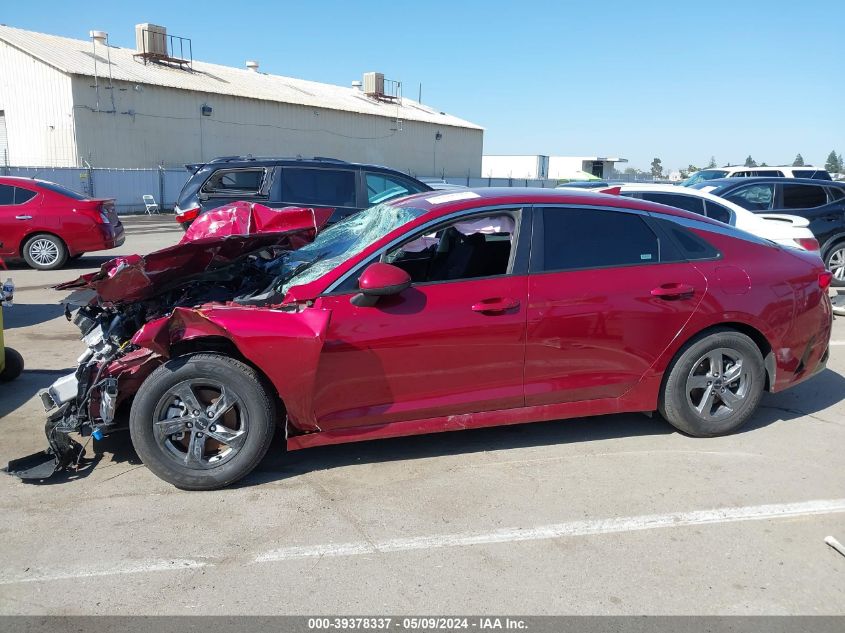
(0, 24, 483, 176)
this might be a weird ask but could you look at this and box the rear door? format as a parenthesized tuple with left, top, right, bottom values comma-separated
(777, 182, 845, 249)
(524, 206, 707, 405)
(271, 166, 359, 223)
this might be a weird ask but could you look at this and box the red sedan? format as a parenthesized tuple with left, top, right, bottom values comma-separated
(20, 190, 831, 489)
(0, 177, 124, 269)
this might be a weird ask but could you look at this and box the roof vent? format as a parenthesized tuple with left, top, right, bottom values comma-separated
(246, 60, 260, 72)
(362, 72, 401, 103)
(89, 30, 108, 44)
(351, 80, 363, 90)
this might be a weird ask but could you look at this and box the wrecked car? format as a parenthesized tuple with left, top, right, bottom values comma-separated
(9, 190, 832, 490)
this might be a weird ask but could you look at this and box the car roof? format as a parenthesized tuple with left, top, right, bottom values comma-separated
(192, 156, 411, 172)
(391, 187, 725, 226)
(695, 177, 845, 189)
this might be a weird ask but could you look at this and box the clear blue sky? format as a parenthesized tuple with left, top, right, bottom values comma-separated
(4, 0, 843, 171)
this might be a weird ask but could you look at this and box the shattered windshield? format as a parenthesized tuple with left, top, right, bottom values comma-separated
(270, 202, 426, 295)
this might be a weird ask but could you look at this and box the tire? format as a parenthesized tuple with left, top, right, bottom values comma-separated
(0, 347, 24, 382)
(824, 242, 845, 288)
(22, 234, 68, 270)
(659, 329, 765, 437)
(129, 353, 276, 490)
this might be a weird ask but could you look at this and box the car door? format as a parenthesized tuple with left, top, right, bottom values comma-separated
(0, 184, 38, 257)
(311, 208, 530, 430)
(524, 206, 707, 405)
(777, 182, 844, 249)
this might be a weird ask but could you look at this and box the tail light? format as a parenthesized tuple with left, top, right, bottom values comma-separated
(76, 205, 108, 224)
(794, 237, 820, 252)
(819, 271, 833, 290)
(175, 206, 200, 223)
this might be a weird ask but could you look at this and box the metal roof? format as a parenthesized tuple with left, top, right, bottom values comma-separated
(0, 25, 483, 131)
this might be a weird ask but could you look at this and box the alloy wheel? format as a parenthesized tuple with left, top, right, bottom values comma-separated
(153, 379, 248, 470)
(685, 348, 750, 421)
(29, 238, 60, 266)
(828, 247, 845, 282)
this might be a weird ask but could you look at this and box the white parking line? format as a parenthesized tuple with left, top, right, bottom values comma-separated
(3, 499, 844, 585)
(0, 558, 209, 586)
(254, 498, 845, 563)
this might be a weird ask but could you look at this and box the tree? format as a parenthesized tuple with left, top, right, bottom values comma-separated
(744, 155, 757, 167)
(839, 153, 844, 174)
(707, 156, 717, 168)
(650, 157, 663, 179)
(793, 154, 805, 166)
(680, 164, 700, 178)
(825, 150, 840, 173)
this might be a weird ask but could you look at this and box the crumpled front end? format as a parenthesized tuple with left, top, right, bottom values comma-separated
(7, 203, 327, 481)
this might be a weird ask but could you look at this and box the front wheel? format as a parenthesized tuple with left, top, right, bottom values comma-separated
(130, 353, 276, 490)
(825, 243, 845, 287)
(659, 329, 765, 437)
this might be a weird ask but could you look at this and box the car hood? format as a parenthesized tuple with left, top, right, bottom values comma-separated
(56, 203, 332, 304)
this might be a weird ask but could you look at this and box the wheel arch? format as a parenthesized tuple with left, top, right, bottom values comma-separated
(169, 335, 287, 423)
(820, 233, 845, 258)
(19, 230, 68, 257)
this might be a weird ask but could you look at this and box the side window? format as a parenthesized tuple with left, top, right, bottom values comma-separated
(704, 200, 733, 224)
(732, 171, 750, 178)
(754, 170, 784, 177)
(385, 213, 515, 283)
(366, 173, 425, 205)
(280, 168, 356, 208)
(723, 184, 774, 211)
(14, 187, 37, 204)
(202, 169, 265, 194)
(655, 219, 721, 260)
(640, 192, 705, 215)
(828, 187, 845, 201)
(0, 184, 14, 205)
(782, 184, 827, 209)
(540, 208, 659, 272)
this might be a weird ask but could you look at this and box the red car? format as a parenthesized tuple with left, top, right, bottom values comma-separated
(0, 177, 124, 269)
(15, 190, 831, 489)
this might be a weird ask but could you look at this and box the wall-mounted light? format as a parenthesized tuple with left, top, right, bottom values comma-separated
(201, 104, 213, 117)
(435, 132, 443, 141)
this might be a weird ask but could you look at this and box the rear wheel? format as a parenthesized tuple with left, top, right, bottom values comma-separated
(825, 242, 845, 287)
(22, 234, 68, 270)
(130, 353, 276, 490)
(659, 330, 765, 437)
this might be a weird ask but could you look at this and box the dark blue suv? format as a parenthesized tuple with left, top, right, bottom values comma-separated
(174, 156, 432, 228)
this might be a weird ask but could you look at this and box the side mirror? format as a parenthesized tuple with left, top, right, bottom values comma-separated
(351, 263, 411, 307)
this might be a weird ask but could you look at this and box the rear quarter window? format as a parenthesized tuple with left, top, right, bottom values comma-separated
(202, 168, 266, 194)
(782, 184, 827, 209)
(653, 218, 721, 261)
(640, 192, 705, 215)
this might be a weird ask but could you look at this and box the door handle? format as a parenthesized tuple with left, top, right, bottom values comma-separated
(651, 283, 695, 300)
(15, 215, 32, 220)
(471, 297, 520, 314)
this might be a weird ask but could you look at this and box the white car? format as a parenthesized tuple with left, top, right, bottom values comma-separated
(681, 166, 831, 187)
(616, 184, 819, 253)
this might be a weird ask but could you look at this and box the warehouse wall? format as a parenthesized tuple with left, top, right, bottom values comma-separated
(70, 76, 482, 177)
(0, 42, 77, 166)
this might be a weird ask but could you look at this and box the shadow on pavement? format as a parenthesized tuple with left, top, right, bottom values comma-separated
(3, 302, 65, 329)
(0, 368, 73, 421)
(10, 368, 845, 488)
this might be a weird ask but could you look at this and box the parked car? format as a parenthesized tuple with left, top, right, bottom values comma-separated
(681, 166, 831, 187)
(174, 156, 432, 228)
(692, 177, 845, 285)
(617, 183, 819, 252)
(19, 188, 832, 489)
(0, 177, 125, 270)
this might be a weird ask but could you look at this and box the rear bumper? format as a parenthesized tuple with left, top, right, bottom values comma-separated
(69, 223, 125, 255)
